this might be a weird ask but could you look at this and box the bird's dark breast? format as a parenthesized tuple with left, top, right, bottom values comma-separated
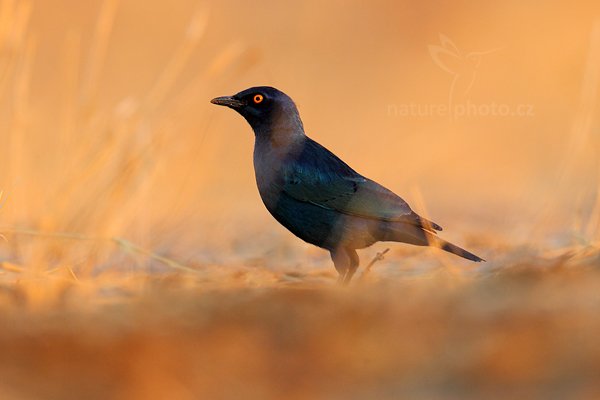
(259, 188, 379, 250)
(253, 138, 379, 250)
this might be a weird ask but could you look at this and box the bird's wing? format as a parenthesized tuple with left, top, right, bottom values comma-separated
(281, 141, 442, 231)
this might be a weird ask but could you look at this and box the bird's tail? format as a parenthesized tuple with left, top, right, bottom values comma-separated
(383, 223, 484, 262)
(430, 235, 484, 262)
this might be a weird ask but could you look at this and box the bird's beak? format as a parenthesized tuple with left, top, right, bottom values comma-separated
(210, 96, 245, 109)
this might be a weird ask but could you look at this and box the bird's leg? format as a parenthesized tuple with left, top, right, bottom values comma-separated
(330, 248, 350, 285)
(343, 249, 360, 285)
(330, 248, 360, 285)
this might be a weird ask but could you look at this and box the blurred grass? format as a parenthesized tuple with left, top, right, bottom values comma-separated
(1, 252, 600, 399)
(0, 0, 599, 398)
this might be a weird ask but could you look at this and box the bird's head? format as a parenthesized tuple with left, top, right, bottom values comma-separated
(211, 86, 304, 141)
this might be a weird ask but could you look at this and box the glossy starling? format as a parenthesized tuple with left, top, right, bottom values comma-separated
(211, 86, 484, 284)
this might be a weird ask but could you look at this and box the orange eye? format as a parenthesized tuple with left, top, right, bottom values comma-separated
(253, 94, 264, 104)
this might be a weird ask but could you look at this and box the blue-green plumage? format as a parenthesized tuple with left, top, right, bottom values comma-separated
(211, 86, 483, 283)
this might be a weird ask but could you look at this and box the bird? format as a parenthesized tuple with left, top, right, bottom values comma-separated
(211, 86, 484, 284)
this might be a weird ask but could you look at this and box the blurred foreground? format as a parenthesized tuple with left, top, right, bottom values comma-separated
(1, 248, 600, 399)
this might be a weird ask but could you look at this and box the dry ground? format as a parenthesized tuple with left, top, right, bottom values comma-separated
(1, 246, 600, 399)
